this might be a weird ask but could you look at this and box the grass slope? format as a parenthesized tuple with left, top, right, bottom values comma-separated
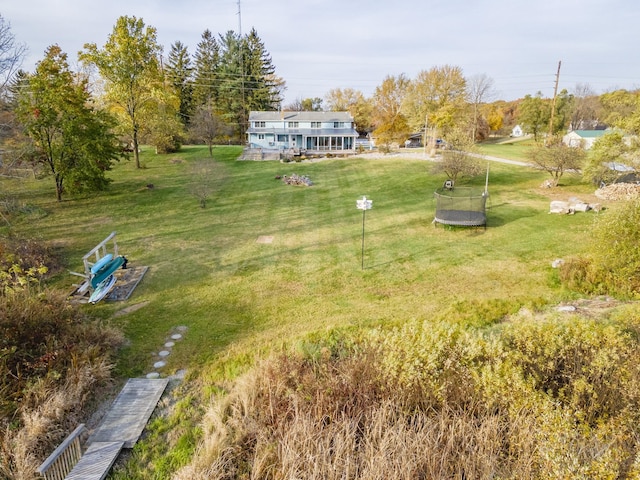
(0, 146, 598, 379)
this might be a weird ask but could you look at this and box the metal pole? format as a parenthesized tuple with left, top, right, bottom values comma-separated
(361, 208, 366, 270)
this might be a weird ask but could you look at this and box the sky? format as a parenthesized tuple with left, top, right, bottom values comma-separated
(4, 0, 640, 106)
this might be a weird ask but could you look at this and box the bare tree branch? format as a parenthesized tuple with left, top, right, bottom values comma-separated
(0, 15, 27, 94)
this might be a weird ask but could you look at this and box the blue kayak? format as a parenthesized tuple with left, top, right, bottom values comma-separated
(91, 256, 125, 288)
(90, 253, 113, 274)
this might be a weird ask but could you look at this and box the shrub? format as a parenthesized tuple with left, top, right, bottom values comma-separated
(0, 236, 123, 478)
(177, 312, 640, 479)
(559, 199, 640, 297)
(0, 236, 61, 293)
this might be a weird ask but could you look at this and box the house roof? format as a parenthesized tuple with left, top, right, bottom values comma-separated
(249, 111, 354, 122)
(572, 130, 607, 138)
(247, 127, 357, 136)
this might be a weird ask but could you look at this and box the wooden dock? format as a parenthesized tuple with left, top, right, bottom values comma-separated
(61, 378, 169, 479)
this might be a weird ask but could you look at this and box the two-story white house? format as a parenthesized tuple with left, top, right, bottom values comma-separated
(246, 111, 358, 155)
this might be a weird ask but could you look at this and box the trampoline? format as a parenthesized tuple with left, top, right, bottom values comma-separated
(433, 186, 488, 227)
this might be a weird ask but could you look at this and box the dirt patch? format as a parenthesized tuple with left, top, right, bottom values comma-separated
(113, 301, 150, 318)
(256, 235, 274, 244)
(557, 297, 628, 318)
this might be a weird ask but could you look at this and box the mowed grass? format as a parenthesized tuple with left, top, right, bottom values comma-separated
(0, 146, 599, 377)
(477, 136, 538, 162)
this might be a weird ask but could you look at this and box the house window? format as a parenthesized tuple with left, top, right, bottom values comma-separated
(254, 121, 265, 128)
(258, 134, 265, 140)
(334, 122, 344, 128)
(311, 122, 321, 128)
(277, 134, 287, 142)
(288, 121, 299, 128)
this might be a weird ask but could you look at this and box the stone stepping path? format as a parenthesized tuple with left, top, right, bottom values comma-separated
(145, 325, 188, 379)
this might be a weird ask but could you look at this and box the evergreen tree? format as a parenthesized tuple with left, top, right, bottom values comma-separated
(217, 30, 244, 137)
(192, 29, 220, 109)
(165, 41, 194, 127)
(244, 28, 282, 112)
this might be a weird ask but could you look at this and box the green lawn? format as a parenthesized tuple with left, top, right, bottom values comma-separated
(1, 146, 599, 378)
(477, 136, 537, 162)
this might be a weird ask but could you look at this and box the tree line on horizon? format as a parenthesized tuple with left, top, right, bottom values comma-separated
(2, 13, 640, 200)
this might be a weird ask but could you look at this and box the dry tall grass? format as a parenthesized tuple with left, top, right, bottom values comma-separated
(0, 359, 113, 479)
(0, 287, 123, 479)
(174, 353, 538, 479)
(175, 312, 640, 479)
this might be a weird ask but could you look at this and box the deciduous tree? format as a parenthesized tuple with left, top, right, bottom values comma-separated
(527, 137, 585, 186)
(600, 89, 639, 130)
(301, 97, 323, 111)
(16, 45, 123, 201)
(431, 128, 483, 183)
(518, 92, 550, 141)
(372, 74, 410, 151)
(147, 85, 184, 154)
(402, 65, 467, 138)
(189, 157, 225, 208)
(550, 89, 573, 134)
(486, 104, 504, 134)
(583, 131, 631, 185)
(0, 14, 26, 95)
(80, 16, 163, 168)
(325, 88, 373, 135)
(0, 15, 26, 150)
(190, 105, 231, 156)
(467, 73, 495, 141)
(569, 83, 601, 130)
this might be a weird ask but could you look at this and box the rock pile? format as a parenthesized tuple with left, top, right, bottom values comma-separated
(595, 183, 640, 201)
(549, 198, 602, 214)
(279, 173, 313, 186)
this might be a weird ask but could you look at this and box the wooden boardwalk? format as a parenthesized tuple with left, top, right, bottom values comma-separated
(89, 378, 169, 448)
(63, 378, 169, 479)
(65, 442, 124, 480)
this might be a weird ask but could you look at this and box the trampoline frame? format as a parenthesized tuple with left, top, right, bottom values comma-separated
(433, 187, 488, 227)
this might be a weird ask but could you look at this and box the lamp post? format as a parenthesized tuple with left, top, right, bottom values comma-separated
(356, 196, 372, 269)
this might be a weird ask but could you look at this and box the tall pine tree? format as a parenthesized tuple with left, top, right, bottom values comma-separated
(192, 29, 220, 109)
(217, 30, 245, 137)
(244, 28, 283, 112)
(165, 41, 194, 127)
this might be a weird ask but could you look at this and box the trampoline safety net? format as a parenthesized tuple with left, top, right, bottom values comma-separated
(433, 187, 488, 227)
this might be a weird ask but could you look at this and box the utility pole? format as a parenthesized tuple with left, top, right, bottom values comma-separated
(238, 0, 247, 137)
(423, 114, 428, 156)
(548, 60, 561, 139)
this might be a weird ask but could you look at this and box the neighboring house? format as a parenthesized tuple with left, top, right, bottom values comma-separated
(246, 111, 358, 154)
(511, 125, 524, 137)
(562, 130, 607, 149)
